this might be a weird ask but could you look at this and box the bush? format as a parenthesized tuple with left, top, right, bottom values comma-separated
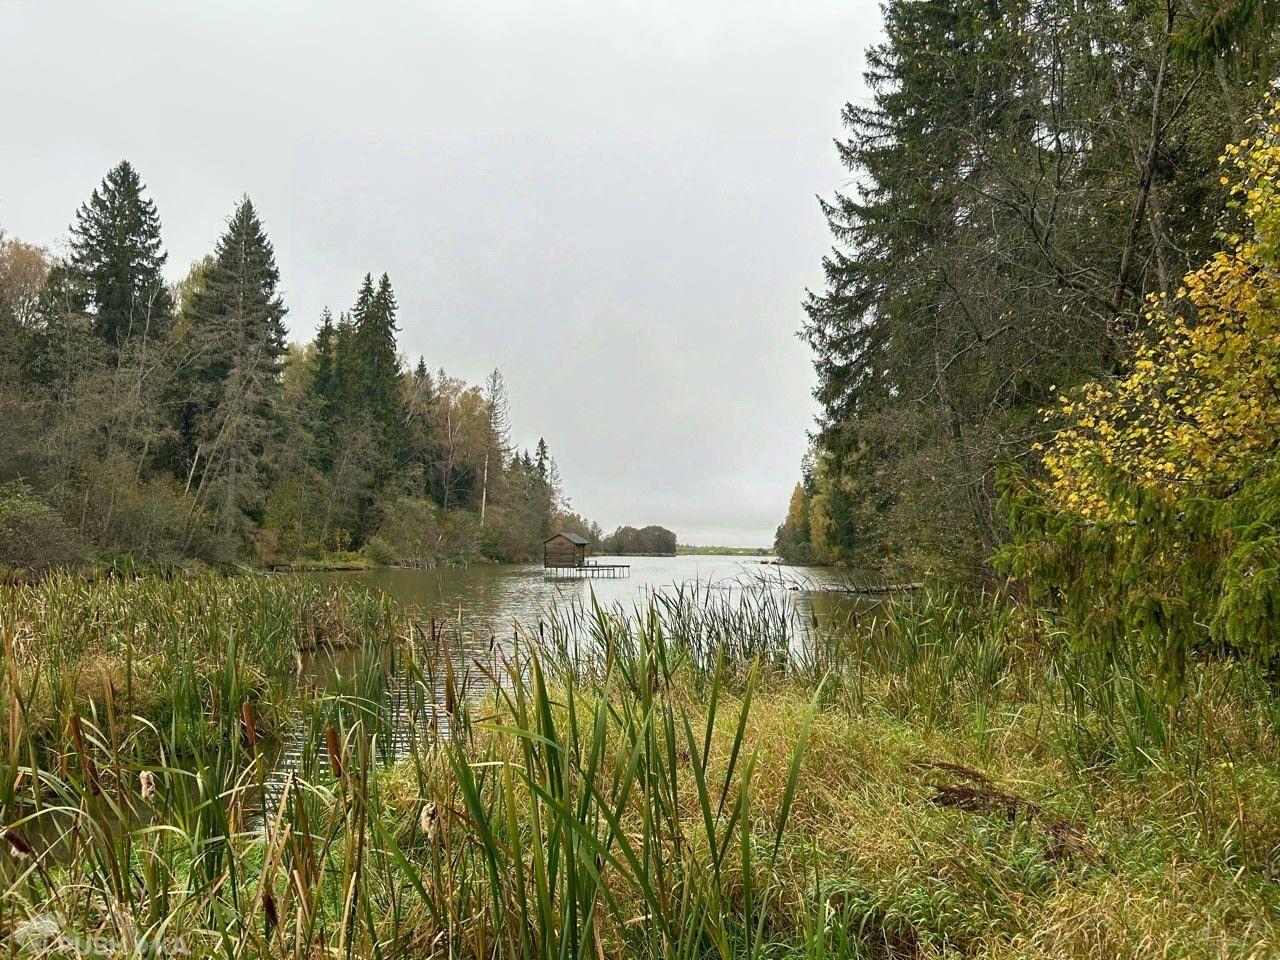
(1002, 109, 1280, 677)
(362, 535, 398, 567)
(372, 498, 443, 566)
(0, 481, 82, 568)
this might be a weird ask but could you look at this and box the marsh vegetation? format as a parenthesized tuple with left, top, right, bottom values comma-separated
(0, 573, 1275, 958)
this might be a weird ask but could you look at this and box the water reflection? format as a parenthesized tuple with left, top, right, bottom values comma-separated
(317, 554, 863, 644)
(256, 556, 876, 816)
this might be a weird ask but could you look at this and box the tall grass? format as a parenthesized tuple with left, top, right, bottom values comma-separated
(0, 573, 1276, 957)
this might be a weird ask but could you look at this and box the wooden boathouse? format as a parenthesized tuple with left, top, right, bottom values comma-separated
(543, 532, 629, 579)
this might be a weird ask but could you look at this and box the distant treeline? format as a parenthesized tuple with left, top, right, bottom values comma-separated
(598, 525, 677, 556)
(0, 162, 597, 569)
(778, 0, 1279, 579)
(677, 545, 769, 557)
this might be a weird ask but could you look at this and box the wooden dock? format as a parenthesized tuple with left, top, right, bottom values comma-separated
(546, 562, 630, 580)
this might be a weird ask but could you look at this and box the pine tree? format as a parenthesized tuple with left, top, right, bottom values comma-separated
(69, 160, 173, 348)
(181, 197, 287, 539)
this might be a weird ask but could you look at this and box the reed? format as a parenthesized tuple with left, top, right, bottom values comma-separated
(0, 573, 1275, 958)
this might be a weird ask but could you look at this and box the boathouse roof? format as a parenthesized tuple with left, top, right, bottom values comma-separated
(545, 531, 591, 546)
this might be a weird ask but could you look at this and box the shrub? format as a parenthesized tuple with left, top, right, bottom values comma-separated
(0, 481, 82, 568)
(1002, 104, 1280, 677)
(362, 535, 398, 567)
(372, 498, 443, 566)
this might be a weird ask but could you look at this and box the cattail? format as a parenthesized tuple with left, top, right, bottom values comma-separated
(242, 700, 258, 753)
(68, 714, 100, 795)
(325, 725, 344, 780)
(418, 801, 439, 842)
(139, 770, 157, 802)
(3, 826, 33, 861)
(263, 889, 278, 935)
(443, 644, 456, 717)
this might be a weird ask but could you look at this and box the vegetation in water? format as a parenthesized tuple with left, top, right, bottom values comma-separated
(0, 573, 1276, 957)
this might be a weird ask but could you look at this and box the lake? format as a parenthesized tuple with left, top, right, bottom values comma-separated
(319, 553, 865, 645)
(247, 555, 874, 814)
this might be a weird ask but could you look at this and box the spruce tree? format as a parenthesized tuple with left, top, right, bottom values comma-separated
(535, 437, 549, 483)
(801, 0, 1047, 573)
(69, 160, 173, 348)
(351, 272, 404, 453)
(312, 307, 338, 409)
(308, 308, 339, 468)
(333, 309, 358, 412)
(181, 197, 287, 538)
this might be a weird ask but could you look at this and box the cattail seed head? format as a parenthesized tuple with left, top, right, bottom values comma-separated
(419, 801, 439, 841)
(242, 701, 258, 753)
(325, 725, 344, 780)
(139, 770, 157, 802)
(263, 890, 278, 934)
(3, 827, 33, 861)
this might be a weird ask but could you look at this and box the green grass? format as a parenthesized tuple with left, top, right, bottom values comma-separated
(0, 574, 1276, 957)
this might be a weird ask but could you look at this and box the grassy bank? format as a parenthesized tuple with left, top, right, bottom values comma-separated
(0, 576, 1276, 957)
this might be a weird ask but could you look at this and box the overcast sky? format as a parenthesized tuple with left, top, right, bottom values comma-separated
(1, 0, 878, 546)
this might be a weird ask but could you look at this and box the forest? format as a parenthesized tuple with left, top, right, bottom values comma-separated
(0, 163, 598, 569)
(776, 0, 1280, 588)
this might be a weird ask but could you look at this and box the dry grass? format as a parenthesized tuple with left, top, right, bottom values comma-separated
(0, 576, 1276, 958)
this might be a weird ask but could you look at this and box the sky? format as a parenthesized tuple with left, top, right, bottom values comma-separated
(0, 0, 878, 547)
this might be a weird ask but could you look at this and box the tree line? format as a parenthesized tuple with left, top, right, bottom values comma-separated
(0, 162, 594, 568)
(777, 0, 1278, 579)
(598, 525, 678, 556)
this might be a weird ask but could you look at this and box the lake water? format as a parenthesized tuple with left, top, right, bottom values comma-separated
(251, 556, 874, 816)
(320, 554, 866, 644)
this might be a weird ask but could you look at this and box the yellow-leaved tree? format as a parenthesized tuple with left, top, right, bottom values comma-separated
(1001, 101, 1280, 676)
